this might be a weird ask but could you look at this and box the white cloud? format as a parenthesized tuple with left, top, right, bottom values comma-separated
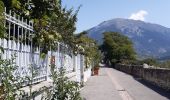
(129, 10, 148, 21)
(158, 48, 167, 53)
(148, 39, 153, 43)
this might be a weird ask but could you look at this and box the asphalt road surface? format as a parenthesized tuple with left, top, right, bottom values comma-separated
(80, 67, 170, 100)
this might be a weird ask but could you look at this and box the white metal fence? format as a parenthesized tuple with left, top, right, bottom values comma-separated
(0, 8, 84, 84)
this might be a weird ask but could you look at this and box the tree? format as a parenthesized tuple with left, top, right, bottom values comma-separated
(0, 1, 5, 36)
(75, 31, 101, 68)
(140, 58, 158, 66)
(1, 0, 80, 54)
(158, 60, 170, 68)
(101, 32, 136, 65)
(1, 0, 82, 99)
(0, 1, 5, 53)
(27, 0, 80, 54)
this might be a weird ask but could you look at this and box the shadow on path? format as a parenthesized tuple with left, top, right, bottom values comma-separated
(134, 78, 170, 99)
(100, 65, 170, 100)
(110, 64, 170, 100)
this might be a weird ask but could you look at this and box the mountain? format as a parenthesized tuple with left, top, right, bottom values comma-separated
(87, 18, 170, 59)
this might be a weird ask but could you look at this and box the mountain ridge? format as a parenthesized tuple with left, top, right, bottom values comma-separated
(87, 18, 170, 59)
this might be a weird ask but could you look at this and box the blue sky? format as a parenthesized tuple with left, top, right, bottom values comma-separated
(62, 0, 170, 33)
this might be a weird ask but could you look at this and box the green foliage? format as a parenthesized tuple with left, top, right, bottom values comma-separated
(139, 58, 158, 66)
(1, 1, 82, 99)
(0, 1, 5, 53)
(2, 0, 79, 54)
(0, 55, 51, 100)
(133, 58, 170, 69)
(0, 55, 24, 100)
(30, 0, 80, 54)
(44, 65, 82, 100)
(158, 60, 170, 68)
(0, 1, 5, 36)
(26, 64, 39, 99)
(0, 55, 82, 100)
(101, 32, 136, 65)
(75, 31, 101, 68)
(2, 0, 20, 10)
(125, 58, 170, 69)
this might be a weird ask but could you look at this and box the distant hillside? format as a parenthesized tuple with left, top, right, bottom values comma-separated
(87, 18, 170, 59)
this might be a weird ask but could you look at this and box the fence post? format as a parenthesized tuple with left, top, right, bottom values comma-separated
(80, 55, 84, 84)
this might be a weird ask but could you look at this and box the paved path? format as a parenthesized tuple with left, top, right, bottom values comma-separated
(80, 67, 170, 100)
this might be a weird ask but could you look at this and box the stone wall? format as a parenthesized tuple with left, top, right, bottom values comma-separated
(115, 64, 170, 91)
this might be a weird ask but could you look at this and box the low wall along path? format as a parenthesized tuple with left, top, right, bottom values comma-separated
(115, 64, 170, 91)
